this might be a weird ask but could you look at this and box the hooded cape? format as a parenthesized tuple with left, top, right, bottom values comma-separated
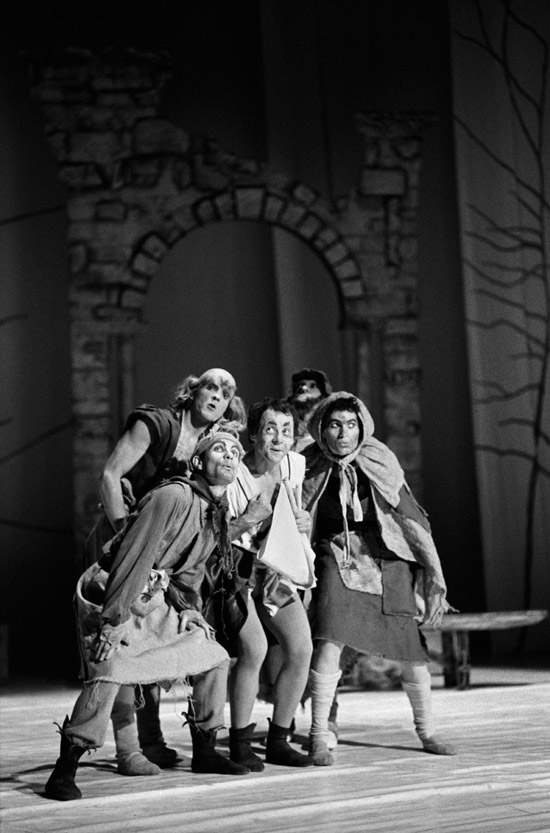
(301, 392, 448, 617)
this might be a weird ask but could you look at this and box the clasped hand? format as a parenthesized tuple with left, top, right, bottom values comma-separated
(91, 622, 129, 663)
(177, 609, 216, 640)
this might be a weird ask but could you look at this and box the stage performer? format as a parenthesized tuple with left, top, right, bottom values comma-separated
(224, 398, 315, 771)
(302, 392, 457, 765)
(287, 367, 332, 453)
(85, 368, 244, 777)
(45, 425, 256, 801)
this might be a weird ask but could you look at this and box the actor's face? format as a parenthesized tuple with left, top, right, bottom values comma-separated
(322, 409, 361, 457)
(253, 408, 294, 466)
(193, 370, 236, 424)
(292, 378, 322, 403)
(201, 438, 241, 485)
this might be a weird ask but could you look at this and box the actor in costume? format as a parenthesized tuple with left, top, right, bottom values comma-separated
(285, 367, 341, 746)
(224, 398, 315, 770)
(287, 367, 332, 453)
(86, 368, 244, 776)
(45, 425, 255, 802)
(302, 392, 457, 765)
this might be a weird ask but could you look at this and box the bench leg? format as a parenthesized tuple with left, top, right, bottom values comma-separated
(442, 631, 471, 690)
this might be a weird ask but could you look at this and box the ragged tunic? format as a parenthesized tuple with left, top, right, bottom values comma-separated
(311, 466, 426, 661)
(302, 391, 450, 662)
(85, 404, 186, 568)
(75, 476, 231, 686)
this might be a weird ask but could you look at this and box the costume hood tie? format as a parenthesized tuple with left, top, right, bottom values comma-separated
(308, 392, 404, 560)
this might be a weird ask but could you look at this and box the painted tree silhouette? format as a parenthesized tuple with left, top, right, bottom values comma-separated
(0, 205, 73, 535)
(453, 0, 549, 646)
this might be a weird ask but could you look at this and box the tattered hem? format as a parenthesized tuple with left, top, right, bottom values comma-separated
(81, 656, 227, 691)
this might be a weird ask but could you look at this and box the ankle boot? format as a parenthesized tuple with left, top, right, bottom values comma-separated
(229, 724, 265, 772)
(189, 724, 250, 775)
(44, 717, 87, 801)
(137, 683, 180, 768)
(265, 721, 313, 767)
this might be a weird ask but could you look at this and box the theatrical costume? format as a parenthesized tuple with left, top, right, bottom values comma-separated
(45, 472, 248, 801)
(85, 404, 186, 567)
(226, 451, 312, 616)
(302, 392, 456, 763)
(84, 403, 222, 774)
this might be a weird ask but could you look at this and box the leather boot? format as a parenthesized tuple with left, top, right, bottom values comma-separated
(265, 721, 313, 767)
(137, 683, 180, 768)
(44, 717, 87, 801)
(229, 723, 265, 772)
(189, 724, 250, 775)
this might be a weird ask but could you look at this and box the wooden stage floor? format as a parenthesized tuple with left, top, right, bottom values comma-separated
(1, 661, 550, 833)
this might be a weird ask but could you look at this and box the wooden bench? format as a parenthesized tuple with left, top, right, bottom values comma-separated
(423, 610, 549, 690)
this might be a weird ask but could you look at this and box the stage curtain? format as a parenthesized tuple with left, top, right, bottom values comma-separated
(450, 0, 550, 651)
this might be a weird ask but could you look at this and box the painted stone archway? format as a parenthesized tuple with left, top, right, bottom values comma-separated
(28, 48, 431, 556)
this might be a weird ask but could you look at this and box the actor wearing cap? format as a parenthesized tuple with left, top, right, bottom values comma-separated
(287, 367, 332, 453)
(302, 392, 457, 765)
(85, 369, 244, 777)
(45, 424, 260, 801)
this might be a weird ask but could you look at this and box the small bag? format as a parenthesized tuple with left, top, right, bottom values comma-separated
(256, 482, 316, 588)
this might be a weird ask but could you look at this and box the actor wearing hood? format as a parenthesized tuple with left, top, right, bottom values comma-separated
(302, 392, 456, 765)
(45, 425, 255, 802)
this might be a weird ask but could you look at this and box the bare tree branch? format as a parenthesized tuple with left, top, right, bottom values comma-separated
(480, 261, 545, 279)
(454, 25, 538, 112)
(473, 380, 540, 403)
(0, 313, 28, 327)
(466, 228, 540, 253)
(499, 416, 550, 445)
(474, 287, 547, 323)
(475, 444, 550, 477)
(467, 317, 546, 348)
(513, 190, 542, 220)
(0, 204, 65, 228)
(457, 0, 550, 641)
(454, 114, 550, 210)
(0, 420, 73, 467)
(470, 204, 542, 245)
(464, 257, 545, 289)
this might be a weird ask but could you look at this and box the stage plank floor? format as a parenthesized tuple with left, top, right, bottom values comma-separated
(1, 663, 550, 833)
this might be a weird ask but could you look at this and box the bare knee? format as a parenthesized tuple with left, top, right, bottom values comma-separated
(236, 629, 268, 670)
